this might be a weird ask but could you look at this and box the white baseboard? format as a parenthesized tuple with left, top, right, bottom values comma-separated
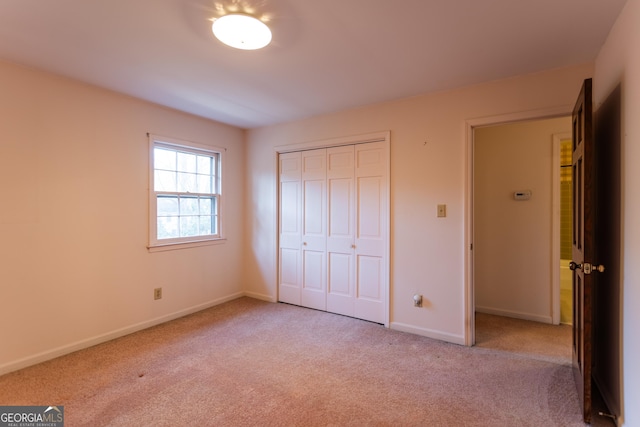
(475, 306, 552, 324)
(243, 291, 276, 303)
(390, 322, 466, 346)
(0, 292, 245, 376)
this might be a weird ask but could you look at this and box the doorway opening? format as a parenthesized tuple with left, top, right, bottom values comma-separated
(464, 107, 573, 351)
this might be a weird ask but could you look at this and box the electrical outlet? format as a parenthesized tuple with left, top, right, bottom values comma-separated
(154, 287, 162, 300)
(413, 294, 423, 307)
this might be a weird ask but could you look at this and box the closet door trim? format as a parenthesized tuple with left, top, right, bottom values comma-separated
(275, 131, 388, 154)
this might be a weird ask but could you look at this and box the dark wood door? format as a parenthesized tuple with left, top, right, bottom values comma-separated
(593, 84, 621, 421)
(570, 78, 594, 423)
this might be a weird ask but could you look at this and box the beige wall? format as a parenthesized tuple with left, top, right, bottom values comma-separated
(0, 61, 246, 373)
(594, 0, 640, 425)
(245, 63, 593, 343)
(474, 117, 571, 323)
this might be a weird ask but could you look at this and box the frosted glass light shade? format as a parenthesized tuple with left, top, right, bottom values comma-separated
(212, 14, 272, 50)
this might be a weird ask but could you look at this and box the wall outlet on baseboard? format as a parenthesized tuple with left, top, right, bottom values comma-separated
(154, 287, 162, 300)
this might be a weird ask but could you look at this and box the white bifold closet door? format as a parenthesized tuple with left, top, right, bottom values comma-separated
(300, 149, 327, 310)
(278, 142, 387, 324)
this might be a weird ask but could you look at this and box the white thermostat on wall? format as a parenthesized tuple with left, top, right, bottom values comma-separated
(514, 190, 532, 201)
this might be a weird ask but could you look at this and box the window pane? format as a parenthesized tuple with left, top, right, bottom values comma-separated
(155, 170, 176, 192)
(197, 174, 212, 194)
(199, 215, 212, 235)
(180, 196, 199, 215)
(157, 196, 179, 216)
(177, 152, 196, 173)
(177, 172, 196, 193)
(197, 155, 211, 175)
(155, 148, 176, 170)
(158, 216, 179, 239)
(200, 197, 213, 215)
(180, 216, 199, 237)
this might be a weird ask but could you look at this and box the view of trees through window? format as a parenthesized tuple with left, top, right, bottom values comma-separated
(153, 144, 220, 241)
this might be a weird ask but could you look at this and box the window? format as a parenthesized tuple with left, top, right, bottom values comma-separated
(148, 135, 223, 250)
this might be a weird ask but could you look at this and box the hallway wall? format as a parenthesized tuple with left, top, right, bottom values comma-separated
(474, 117, 571, 323)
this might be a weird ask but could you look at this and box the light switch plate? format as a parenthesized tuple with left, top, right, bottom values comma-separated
(437, 204, 446, 217)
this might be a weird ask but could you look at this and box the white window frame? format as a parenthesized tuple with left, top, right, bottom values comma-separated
(148, 134, 225, 252)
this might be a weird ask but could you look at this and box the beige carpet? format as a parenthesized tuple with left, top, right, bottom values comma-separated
(0, 298, 587, 426)
(475, 312, 572, 366)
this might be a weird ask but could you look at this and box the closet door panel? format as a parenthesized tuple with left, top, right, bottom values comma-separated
(326, 146, 355, 316)
(354, 142, 387, 323)
(356, 176, 385, 255)
(278, 153, 302, 305)
(357, 256, 383, 300)
(303, 180, 325, 244)
(328, 253, 351, 294)
(301, 149, 327, 310)
(279, 248, 300, 303)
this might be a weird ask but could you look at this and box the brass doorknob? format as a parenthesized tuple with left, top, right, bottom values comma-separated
(569, 261, 605, 274)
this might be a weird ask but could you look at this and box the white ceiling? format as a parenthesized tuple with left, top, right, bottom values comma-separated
(0, 0, 627, 129)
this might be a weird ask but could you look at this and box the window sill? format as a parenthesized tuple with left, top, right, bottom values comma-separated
(147, 238, 226, 253)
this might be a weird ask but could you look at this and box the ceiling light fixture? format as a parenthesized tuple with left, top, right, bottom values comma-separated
(212, 13, 272, 50)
